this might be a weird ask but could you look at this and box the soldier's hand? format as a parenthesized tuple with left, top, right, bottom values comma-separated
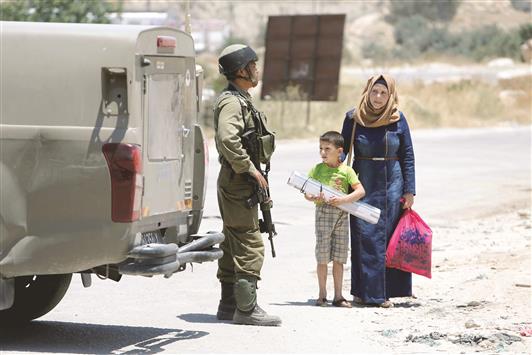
(252, 170, 268, 189)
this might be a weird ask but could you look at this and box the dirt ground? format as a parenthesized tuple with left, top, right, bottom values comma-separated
(364, 208, 531, 354)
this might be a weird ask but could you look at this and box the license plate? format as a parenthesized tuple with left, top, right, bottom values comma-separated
(141, 230, 163, 245)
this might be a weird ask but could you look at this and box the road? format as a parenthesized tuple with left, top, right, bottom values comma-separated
(1, 126, 530, 354)
(342, 62, 532, 84)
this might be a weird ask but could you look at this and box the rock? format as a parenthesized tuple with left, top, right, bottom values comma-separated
(449, 333, 487, 345)
(405, 332, 445, 346)
(467, 301, 482, 307)
(478, 339, 493, 348)
(429, 332, 444, 340)
(521, 39, 532, 63)
(465, 319, 481, 328)
(518, 211, 530, 219)
(380, 329, 400, 337)
(487, 57, 515, 66)
(499, 90, 526, 106)
(488, 332, 522, 344)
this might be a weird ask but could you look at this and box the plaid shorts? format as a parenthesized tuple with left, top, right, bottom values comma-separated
(315, 204, 349, 264)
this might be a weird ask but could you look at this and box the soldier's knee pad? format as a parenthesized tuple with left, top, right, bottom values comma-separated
(234, 275, 257, 312)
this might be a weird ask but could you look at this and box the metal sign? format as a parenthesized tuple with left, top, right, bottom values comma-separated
(261, 14, 345, 101)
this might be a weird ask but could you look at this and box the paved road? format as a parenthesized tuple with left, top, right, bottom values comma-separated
(1, 126, 530, 354)
(342, 63, 532, 84)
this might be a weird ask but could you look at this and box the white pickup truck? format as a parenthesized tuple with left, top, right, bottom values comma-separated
(0, 21, 223, 323)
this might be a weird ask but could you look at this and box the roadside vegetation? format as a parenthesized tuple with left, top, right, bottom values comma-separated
(249, 77, 531, 140)
(2, 0, 530, 136)
(364, 20, 532, 64)
(362, 0, 531, 63)
(0, 0, 120, 23)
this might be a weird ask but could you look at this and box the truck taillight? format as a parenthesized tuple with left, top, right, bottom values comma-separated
(157, 36, 176, 48)
(102, 143, 143, 223)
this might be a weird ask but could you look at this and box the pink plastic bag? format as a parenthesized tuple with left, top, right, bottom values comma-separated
(386, 209, 432, 279)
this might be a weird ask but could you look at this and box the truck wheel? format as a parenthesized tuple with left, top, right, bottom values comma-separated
(0, 273, 72, 325)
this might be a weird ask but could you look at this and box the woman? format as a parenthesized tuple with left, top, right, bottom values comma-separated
(341, 75, 415, 308)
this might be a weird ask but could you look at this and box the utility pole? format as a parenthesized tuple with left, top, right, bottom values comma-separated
(184, 0, 191, 34)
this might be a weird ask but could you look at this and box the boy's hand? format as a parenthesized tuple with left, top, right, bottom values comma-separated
(305, 192, 325, 202)
(328, 195, 345, 206)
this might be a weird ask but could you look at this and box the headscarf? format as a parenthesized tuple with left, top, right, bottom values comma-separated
(355, 74, 400, 127)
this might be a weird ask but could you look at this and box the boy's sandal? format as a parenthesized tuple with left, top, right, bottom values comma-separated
(315, 298, 328, 307)
(332, 298, 352, 308)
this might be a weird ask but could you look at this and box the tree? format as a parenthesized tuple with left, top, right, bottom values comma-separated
(510, 0, 531, 13)
(0, 0, 120, 24)
(388, 0, 461, 23)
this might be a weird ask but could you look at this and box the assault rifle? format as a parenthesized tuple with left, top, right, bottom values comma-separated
(242, 129, 277, 258)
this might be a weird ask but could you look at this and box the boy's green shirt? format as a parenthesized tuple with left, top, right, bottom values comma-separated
(308, 163, 360, 194)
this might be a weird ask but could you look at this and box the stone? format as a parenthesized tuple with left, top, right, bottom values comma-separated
(465, 319, 481, 328)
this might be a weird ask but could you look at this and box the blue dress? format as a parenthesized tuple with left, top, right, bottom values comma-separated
(341, 109, 416, 304)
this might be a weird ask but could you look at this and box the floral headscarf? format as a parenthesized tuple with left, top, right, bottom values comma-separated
(355, 74, 400, 127)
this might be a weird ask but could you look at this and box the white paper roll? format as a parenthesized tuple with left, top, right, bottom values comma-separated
(287, 171, 381, 225)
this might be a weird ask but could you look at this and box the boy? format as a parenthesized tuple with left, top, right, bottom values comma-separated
(305, 131, 365, 308)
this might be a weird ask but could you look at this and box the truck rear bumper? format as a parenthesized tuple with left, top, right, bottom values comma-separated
(118, 231, 224, 277)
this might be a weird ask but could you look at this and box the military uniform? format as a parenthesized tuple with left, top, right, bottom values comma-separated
(214, 44, 280, 327)
(214, 83, 265, 283)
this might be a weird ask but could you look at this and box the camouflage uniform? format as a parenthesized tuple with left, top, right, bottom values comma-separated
(214, 83, 265, 284)
(214, 44, 281, 327)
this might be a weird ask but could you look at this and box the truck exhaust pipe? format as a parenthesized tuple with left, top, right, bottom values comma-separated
(119, 231, 224, 277)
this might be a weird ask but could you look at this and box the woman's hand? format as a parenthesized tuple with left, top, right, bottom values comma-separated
(402, 193, 414, 209)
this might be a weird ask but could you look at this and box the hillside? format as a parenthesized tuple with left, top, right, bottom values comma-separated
(120, 0, 531, 61)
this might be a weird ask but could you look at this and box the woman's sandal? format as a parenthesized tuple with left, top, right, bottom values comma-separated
(379, 300, 394, 308)
(332, 298, 352, 308)
(315, 298, 328, 307)
(352, 296, 364, 305)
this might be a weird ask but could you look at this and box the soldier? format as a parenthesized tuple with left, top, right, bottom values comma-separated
(214, 44, 281, 326)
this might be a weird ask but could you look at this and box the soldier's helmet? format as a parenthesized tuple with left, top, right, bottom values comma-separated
(218, 44, 258, 76)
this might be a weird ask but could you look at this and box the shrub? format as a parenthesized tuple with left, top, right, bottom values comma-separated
(519, 23, 532, 42)
(388, 0, 461, 23)
(0, 0, 117, 23)
(452, 25, 522, 60)
(510, 0, 531, 12)
(387, 21, 523, 62)
(361, 41, 391, 61)
(392, 16, 457, 59)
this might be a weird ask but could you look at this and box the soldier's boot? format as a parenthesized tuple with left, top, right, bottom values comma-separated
(216, 282, 236, 320)
(232, 275, 281, 327)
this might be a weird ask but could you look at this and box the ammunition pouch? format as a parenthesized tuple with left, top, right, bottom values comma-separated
(256, 111, 275, 164)
(258, 133, 275, 164)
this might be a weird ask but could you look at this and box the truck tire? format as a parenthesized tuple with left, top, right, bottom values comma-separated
(0, 273, 72, 325)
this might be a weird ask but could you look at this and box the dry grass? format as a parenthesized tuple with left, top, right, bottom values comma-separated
(254, 76, 531, 139)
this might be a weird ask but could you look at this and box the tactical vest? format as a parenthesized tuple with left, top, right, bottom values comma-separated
(217, 86, 276, 165)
